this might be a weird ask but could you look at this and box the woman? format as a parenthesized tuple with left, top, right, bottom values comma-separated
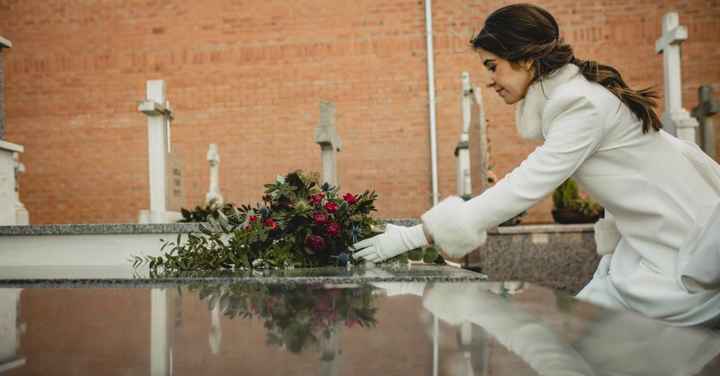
(352, 3, 720, 327)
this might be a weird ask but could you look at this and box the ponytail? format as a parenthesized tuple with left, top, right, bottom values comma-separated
(571, 58, 662, 133)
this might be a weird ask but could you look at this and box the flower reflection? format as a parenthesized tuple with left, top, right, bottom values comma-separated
(190, 283, 377, 354)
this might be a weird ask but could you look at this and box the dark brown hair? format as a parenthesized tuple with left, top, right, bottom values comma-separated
(471, 3, 661, 133)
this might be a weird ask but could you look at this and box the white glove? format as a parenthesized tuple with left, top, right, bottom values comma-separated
(352, 224, 429, 263)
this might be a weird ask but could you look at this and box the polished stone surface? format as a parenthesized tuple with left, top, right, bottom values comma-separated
(0, 267, 718, 376)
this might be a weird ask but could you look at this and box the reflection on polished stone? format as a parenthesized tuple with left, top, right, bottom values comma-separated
(0, 268, 718, 375)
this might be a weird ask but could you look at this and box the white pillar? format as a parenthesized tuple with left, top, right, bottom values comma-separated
(314, 102, 342, 187)
(655, 12, 699, 142)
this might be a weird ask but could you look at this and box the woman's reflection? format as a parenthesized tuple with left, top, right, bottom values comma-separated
(422, 282, 720, 376)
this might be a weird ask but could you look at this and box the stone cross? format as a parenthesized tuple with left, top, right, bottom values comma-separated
(138, 80, 180, 223)
(205, 144, 223, 206)
(0, 36, 11, 140)
(655, 12, 699, 142)
(314, 101, 342, 187)
(691, 86, 720, 160)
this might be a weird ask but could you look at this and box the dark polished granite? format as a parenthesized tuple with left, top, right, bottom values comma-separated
(1, 269, 718, 376)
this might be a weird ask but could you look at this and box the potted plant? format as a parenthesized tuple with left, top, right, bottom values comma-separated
(551, 179, 603, 224)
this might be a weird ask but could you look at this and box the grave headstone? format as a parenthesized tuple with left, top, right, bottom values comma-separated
(314, 102, 342, 187)
(138, 80, 183, 223)
(206, 144, 223, 206)
(691, 86, 720, 160)
(655, 12, 699, 142)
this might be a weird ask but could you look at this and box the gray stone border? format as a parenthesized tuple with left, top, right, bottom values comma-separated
(0, 220, 594, 236)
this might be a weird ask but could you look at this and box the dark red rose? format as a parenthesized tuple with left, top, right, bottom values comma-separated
(309, 193, 325, 205)
(263, 218, 278, 230)
(305, 234, 326, 251)
(248, 215, 257, 222)
(342, 193, 358, 205)
(313, 212, 329, 225)
(326, 222, 341, 237)
(324, 201, 339, 213)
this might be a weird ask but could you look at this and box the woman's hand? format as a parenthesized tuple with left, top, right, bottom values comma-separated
(351, 224, 429, 263)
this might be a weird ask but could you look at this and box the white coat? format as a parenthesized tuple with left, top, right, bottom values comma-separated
(421, 63, 720, 327)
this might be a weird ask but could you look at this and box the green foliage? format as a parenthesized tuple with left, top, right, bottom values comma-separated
(190, 282, 377, 354)
(178, 199, 235, 223)
(133, 170, 381, 272)
(552, 179, 602, 217)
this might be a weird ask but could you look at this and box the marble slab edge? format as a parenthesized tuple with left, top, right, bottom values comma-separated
(0, 265, 487, 287)
(0, 220, 594, 236)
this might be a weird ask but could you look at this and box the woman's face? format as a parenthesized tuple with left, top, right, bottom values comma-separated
(477, 49, 534, 105)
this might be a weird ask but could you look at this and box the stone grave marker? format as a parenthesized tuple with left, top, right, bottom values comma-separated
(314, 101, 342, 187)
(205, 144, 223, 205)
(656, 12, 699, 142)
(691, 85, 720, 160)
(138, 80, 183, 223)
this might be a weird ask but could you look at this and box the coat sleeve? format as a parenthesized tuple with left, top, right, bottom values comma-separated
(422, 92, 604, 257)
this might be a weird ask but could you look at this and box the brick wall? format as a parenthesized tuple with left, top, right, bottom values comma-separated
(0, 0, 718, 224)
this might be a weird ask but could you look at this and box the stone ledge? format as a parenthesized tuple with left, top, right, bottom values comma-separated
(0, 223, 201, 236)
(0, 220, 595, 236)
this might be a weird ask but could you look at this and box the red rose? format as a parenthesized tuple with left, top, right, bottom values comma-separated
(263, 218, 278, 230)
(248, 215, 257, 222)
(326, 222, 341, 237)
(309, 193, 325, 205)
(324, 201, 339, 213)
(313, 212, 329, 225)
(305, 234, 326, 251)
(342, 193, 358, 205)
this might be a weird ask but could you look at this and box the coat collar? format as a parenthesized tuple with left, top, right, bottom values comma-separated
(515, 63, 581, 140)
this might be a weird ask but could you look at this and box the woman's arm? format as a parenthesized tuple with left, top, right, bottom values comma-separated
(422, 91, 605, 258)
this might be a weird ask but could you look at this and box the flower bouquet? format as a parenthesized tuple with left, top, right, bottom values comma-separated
(134, 171, 382, 272)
